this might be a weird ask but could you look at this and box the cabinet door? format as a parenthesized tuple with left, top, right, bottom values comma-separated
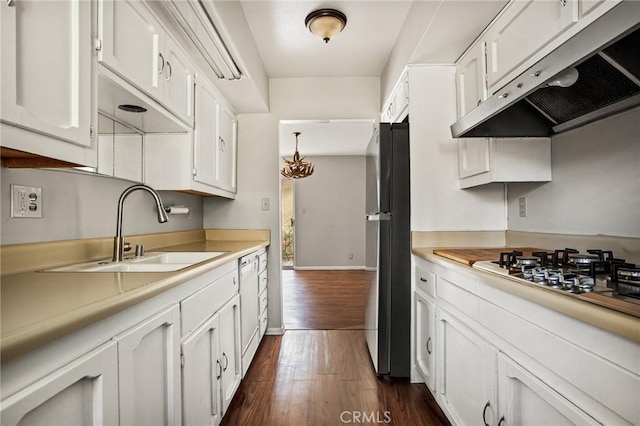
(458, 138, 490, 179)
(486, 0, 578, 90)
(415, 291, 436, 392)
(1, 0, 92, 146)
(240, 257, 259, 355)
(193, 77, 219, 187)
(116, 305, 181, 426)
(437, 309, 497, 426)
(218, 295, 242, 414)
(0, 341, 118, 426)
(216, 105, 237, 193)
(456, 42, 487, 118)
(497, 353, 600, 425)
(163, 35, 195, 125)
(98, 0, 164, 100)
(182, 313, 223, 426)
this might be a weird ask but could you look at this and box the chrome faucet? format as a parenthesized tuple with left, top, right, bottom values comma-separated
(113, 184, 169, 262)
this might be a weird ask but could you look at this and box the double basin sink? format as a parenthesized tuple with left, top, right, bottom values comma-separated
(44, 252, 227, 273)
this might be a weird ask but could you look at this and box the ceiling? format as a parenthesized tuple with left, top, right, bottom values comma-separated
(237, 0, 508, 155)
(280, 120, 375, 156)
(240, 1, 413, 78)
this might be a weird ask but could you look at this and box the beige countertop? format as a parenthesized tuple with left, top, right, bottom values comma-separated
(412, 247, 640, 343)
(1, 230, 269, 361)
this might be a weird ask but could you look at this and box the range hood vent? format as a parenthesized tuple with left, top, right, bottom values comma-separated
(451, 2, 640, 138)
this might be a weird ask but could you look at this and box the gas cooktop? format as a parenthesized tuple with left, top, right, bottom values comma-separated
(471, 248, 640, 316)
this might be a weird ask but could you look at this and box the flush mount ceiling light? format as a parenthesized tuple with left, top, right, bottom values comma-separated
(281, 132, 315, 179)
(305, 9, 347, 43)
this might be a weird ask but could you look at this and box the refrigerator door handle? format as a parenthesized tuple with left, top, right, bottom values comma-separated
(366, 212, 391, 221)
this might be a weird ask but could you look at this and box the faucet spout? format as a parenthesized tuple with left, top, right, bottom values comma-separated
(113, 184, 169, 262)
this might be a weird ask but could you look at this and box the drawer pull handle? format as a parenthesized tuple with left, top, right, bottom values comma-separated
(498, 416, 505, 426)
(222, 353, 229, 371)
(158, 53, 165, 74)
(216, 359, 222, 380)
(482, 401, 491, 426)
(426, 337, 432, 354)
(420, 277, 427, 282)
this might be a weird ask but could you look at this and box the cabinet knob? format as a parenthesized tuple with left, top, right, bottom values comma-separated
(216, 359, 222, 380)
(498, 93, 509, 99)
(165, 61, 172, 82)
(560, 0, 567, 6)
(158, 53, 165, 74)
(222, 353, 229, 371)
(530, 70, 541, 77)
(482, 401, 491, 426)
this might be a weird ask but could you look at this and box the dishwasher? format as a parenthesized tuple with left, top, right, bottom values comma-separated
(239, 253, 259, 361)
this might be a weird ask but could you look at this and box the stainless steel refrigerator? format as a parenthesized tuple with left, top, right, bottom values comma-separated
(364, 122, 411, 378)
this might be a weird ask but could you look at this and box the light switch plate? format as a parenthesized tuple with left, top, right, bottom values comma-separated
(261, 197, 270, 211)
(518, 197, 527, 218)
(11, 185, 43, 218)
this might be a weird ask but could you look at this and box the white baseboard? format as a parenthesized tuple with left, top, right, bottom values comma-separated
(364, 266, 376, 272)
(265, 327, 285, 335)
(293, 266, 365, 271)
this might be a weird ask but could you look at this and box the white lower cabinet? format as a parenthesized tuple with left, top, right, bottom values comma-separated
(116, 304, 181, 426)
(496, 353, 599, 426)
(181, 312, 223, 426)
(0, 341, 119, 426)
(218, 295, 242, 413)
(436, 308, 497, 426)
(1, 262, 249, 426)
(413, 256, 638, 425)
(414, 290, 436, 392)
(182, 294, 241, 426)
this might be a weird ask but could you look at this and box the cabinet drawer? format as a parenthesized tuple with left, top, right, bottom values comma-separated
(258, 270, 268, 294)
(259, 309, 268, 339)
(416, 267, 436, 297)
(181, 269, 238, 337)
(258, 288, 268, 316)
(258, 252, 267, 273)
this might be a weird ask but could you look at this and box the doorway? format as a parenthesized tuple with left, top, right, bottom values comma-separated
(280, 178, 295, 269)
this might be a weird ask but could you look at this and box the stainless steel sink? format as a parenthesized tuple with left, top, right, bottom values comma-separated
(43, 252, 227, 273)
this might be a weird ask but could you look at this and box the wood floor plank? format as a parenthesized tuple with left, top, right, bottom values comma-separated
(282, 270, 367, 330)
(222, 270, 450, 426)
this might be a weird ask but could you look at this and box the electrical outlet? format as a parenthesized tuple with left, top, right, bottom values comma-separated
(519, 197, 527, 218)
(11, 185, 42, 218)
(261, 197, 270, 211)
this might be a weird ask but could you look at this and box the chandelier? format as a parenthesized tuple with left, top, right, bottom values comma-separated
(280, 132, 315, 179)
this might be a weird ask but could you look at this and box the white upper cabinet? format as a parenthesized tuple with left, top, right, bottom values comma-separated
(194, 75, 220, 188)
(456, 42, 487, 118)
(98, 0, 194, 126)
(458, 137, 551, 188)
(485, 0, 579, 92)
(216, 104, 238, 193)
(1, 0, 93, 151)
(382, 69, 409, 123)
(98, 0, 164, 100)
(162, 35, 195, 125)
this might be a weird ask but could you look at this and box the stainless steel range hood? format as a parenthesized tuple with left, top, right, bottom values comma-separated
(451, 1, 640, 138)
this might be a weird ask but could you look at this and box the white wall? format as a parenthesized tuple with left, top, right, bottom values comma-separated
(408, 65, 506, 232)
(293, 156, 366, 268)
(0, 168, 203, 245)
(203, 77, 380, 332)
(507, 107, 640, 238)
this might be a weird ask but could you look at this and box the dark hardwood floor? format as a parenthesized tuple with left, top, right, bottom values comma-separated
(282, 270, 367, 330)
(221, 270, 450, 425)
